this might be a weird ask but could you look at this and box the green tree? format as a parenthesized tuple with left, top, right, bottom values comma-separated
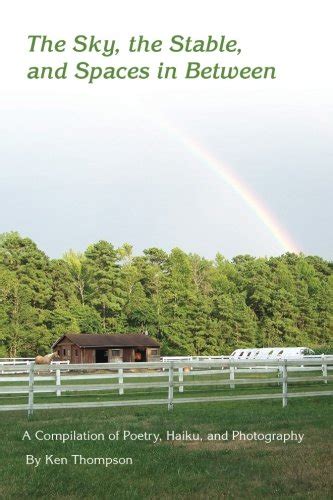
(84, 241, 124, 331)
(63, 250, 89, 304)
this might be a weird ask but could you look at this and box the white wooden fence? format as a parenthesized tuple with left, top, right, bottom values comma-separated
(0, 359, 69, 374)
(161, 356, 229, 362)
(0, 357, 35, 362)
(0, 358, 34, 371)
(0, 357, 332, 416)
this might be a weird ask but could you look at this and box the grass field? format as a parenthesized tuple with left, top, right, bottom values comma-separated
(0, 395, 332, 499)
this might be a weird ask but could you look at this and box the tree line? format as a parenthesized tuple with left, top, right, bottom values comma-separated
(0, 232, 331, 357)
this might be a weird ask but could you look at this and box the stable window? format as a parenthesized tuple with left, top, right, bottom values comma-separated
(111, 349, 121, 357)
(63, 349, 66, 356)
(151, 349, 159, 356)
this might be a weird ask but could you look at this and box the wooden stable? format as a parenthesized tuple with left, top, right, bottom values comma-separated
(52, 333, 160, 364)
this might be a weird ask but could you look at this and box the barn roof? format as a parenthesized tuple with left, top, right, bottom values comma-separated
(52, 333, 160, 349)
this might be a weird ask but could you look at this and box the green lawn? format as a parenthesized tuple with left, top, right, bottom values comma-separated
(0, 395, 332, 499)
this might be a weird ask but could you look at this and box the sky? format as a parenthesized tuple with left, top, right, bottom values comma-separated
(1, 0, 332, 259)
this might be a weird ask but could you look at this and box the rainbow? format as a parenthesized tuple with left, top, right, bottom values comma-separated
(159, 118, 301, 254)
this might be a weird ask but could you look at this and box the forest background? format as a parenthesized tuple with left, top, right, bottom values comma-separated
(0, 232, 331, 357)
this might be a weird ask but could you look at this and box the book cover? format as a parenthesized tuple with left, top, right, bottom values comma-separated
(1, 1, 332, 498)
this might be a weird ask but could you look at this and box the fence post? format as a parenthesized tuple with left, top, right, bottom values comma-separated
(118, 368, 124, 395)
(282, 360, 288, 408)
(229, 361, 235, 389)
(277, 365, 283, 385)
(178, 367, 184, 393)
(322, 354, 327, 384)
(55, 368, 61, 397)
(168, 362, 174, 410)
(28, 362, 35, 417)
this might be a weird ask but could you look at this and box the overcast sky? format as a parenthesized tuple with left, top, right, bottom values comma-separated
(1, 0, 332, 259)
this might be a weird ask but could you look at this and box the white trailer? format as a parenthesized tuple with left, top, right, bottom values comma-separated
(230, 347, 315, 360)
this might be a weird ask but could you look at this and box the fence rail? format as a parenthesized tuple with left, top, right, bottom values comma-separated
(0, 359, 69, 375)
(0, 357, 332, 416)
(162, 356, 229, 362)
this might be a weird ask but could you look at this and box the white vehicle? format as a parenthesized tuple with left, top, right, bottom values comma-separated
(230, 347, 315, 360)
